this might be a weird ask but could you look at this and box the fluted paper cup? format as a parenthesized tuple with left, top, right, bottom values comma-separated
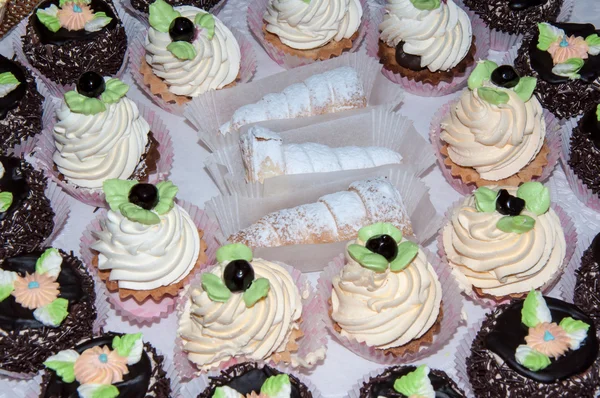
(560, 233, 591, 304)
(34, 101, 174, 208)
(119, 0, 228, 26)
(430, 99, 561, 195)
(79, 200, 223, 324)
(173, 262, 328, 377)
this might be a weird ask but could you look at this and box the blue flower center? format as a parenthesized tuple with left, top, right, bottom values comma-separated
(28, 281, 40, 289)
(73, 5, 82, 13)
(560, 37, 569, 47)
(98, 353, 108, 363)
(543, 330, 555, 341)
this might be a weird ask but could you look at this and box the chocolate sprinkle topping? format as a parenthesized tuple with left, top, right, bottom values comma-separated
(129, 0, 223, 14)
(567, 106, 600, 194)
(574, 233, 600, 331)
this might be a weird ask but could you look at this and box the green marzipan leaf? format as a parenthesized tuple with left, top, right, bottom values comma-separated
(0, 72, 19, 85)
(35, 247, 62, 277)
(44, 360, 76, 383)
(597, 104, 600, 122)
(119, 202, 161, 225)
(195, 13, 215, 40)
(261, 374, 290, 397)
(496, 215, 535, 234)
(513, 76, 537, 102)
(468, 60, 498, 90)
(243, 277, 270, 307)
(537, 23, 561, 51)
(347, 244, 388, 272)
(92, 385, 119, 398)
(149, 0, 181, 33)
(477, 87, 509, 105)
(521, 289, 542, 328)
(559, 317, 590, 334)
(409, 0, 440, 11)
(389, 241, 418, 272)
(585, 34, 600, 54)
(167, 41, 197, 61)
(0, 191, 13, 212)
(474, 187, 497, 213)
(112, 333, 142, 357)
(154, 181, 178, 215)
(0, 284, 14, 302)
(64, 91, 106, 115)
(518, 346, 551, 371)
(357, 222, 402, 243)
(552, 58, 584, 79)
(40, 298, 69, 326)
(37, 9, 61, 33)
(393, 365, 433, 397)
(101, 78, 129, 104)
(103, 179, 138, 212)
(201, 273, 231, 302)
(216, 243, 253, 263)
(516, 182, 550, 216)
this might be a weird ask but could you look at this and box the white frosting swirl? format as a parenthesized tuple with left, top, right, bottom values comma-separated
(263, 0, 362, 50)
(379, 0, 472, 72)
(178, 259, 302, 369)
(331, 240, 442, 349)
(53, 96, 150, 189)
(440, 84, 546, 181)
(442, 187, 566, 297)
(91, 204, 201, 290)
(145, 6, 241, 97)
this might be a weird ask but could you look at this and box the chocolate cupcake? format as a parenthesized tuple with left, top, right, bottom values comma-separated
(514, 22, 600, 119)
(22, 0, 127, 86)
(41, 332, 172, 397)
(358, 365, 466, 398)
(0, 54, 44, 154)
(467, 290, 600, 397)
(0, 156, 55, 260)
(573, 232, 600, 330)
(0, 248, 97, 376)
(567, 104, 600, 195)
(129, 0, 224, 14)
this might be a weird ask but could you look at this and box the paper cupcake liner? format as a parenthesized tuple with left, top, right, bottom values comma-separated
(453, 320, 482, 397)
(437, 199, 577, 309)
(129, 25, 257, 116)
(205, 104, 434, 196)
(185, 52, 405, 153)
(79, 200, 223, 324)
(430, 99, 561, 195)
(559, 233, 590, 304)
(33, 100, 174, 208)
(316, 247, 463, 365)
(365, 3, 490, 97)
(118, 0, 228, 27)
(173, 262, 328, 378)
(12, 4, 141, 99)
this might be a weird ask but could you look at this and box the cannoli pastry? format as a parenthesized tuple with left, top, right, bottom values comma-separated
(219, 67, 367, 134)
(230, 177, 412, 248)
(241, 126, 402, 183)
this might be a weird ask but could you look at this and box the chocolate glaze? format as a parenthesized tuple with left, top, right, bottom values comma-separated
(394, 42, 425, 72)
(574, 233, 600, 331)
(358, 366, 466, 398)
(0, 156, 29, 220)
(484, 297, 598, 383)
(0, 54, 27, 119)
(567, 106, 600, 193)
(129, 0, 223, 14)
(509, 0, 545, 11)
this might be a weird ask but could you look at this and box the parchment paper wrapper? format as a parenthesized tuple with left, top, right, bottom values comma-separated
(365, 3, 490, 97)
(559, 233, 590, 304)
(205, 165, 441, 272)
(119, 0, 228, 27)
(205, 104, 434, 196)
(437, 199, 577, 309)
(247, 0, 369, 69)
(185, 52, 405, 152)
(316, 248, 463, 364)
(430, 99, 561, 195)
(173, 262, 328, 377)
(34, 100, 174, 208)
(79, 200, 223, 324)
(129, 24, 257, 116)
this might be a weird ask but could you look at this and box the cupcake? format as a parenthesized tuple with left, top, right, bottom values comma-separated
(566, 103, 600, 197)
(41, 332, 172, 397)
(573, 232, 600, 330)
(0, 54, 44, 154)
(377, 0, 475, 87)
(0, 247, 97, 376)
(514, 22, 600, 119)
(330, 223, 442, 355)
(129, 0, 223, 14)
(22, 0, 128, 86)
(261, 0, 363, 61)
(357, 365, 466, 398)
(178, 243, 307, 370)
(442, 182, 567, 301)
(439, 60, 549, 188)
(0, 156, 56, 260)
(466, 290, 600, 397)
(141, 0, 241, 105)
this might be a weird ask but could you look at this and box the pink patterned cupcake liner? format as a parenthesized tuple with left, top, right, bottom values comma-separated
(559, 233, 591, 304)
(33, 101, 174, 208)
(453, 321, 481, 397)
(173, 261, 328, 379)
(430, 99, 561, 195)
(437, 199, 577, 309)
(248, 0, 370, 69)
(79, 200, 223, 324)
(316, 248, 464, 365)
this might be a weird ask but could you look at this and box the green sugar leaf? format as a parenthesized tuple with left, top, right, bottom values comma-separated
(149, 0, 181, 32)
(195, 12, 215, 40)
(477, 87, 510, 105)
(516, 182, 550, 216)
(37, 7, 61, 33)
(347, 244, 388, 272)
(357, 222, 402, 243)
(64, 91, 106, 115)
(0, 191, 13, 212)
(112, 333, 143, 359)
(44, 350, 78, 383)
(216, 243, 253, 263)
(409, 0, 440, 11)
(393, 365, 434, 397)
(389, 241, 418, 272)
(101, 78, 129, 104)
(119, 202, 161, 225)
(33, 298, 69, 327)
(513, 76, 537, 102)
(201, 273, 231, 302)
(586, 34, 600, 56)
(474, 187, 497, 213)
(35, 248, 63, 278)
(537, 23, 563, 51)
(154, 181, 178, 214)
(103, 179, 138, 212)
(552, 58, 584, 80)
(496, 215, 535, 234)
(468, 60, 498, 90)
(167, 41, 197, 60)
(261, 374, 291, 398)
(0, 72, 19, 86)
(243, 277, 270, 307)
(515, 344, 551, 371)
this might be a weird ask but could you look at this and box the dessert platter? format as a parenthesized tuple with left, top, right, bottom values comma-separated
(1, 0, 600, 397)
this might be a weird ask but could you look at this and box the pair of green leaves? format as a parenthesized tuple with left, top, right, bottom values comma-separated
(468, 60, 537, 104)
(64, 78, 129, 116)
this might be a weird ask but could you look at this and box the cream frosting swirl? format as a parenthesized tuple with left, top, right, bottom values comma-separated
(145, 6, 241, 97)
(442, 187, 566, 297)
(379, 0, 472, 72)
(331, 239, 442, 349)
(91, 204, 200, 290)
(53, 96, 150, 189)
(440, 84, 546, 181)
(178, 259, 302, 369)
(263, 0, 362, 50)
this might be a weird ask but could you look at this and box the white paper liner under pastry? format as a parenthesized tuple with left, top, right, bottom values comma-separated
(205, 104, 435, 196)
(173, 262, 328, 378)
(129, 24, 257, 116)
(437, 199, 577, 309)
(560, 233, 591, 304)
(185, 52, 405, 152)
(79, 200, 223, 324)
(33, 100, 175, 208)
(205, 165, 441, 272)
(316, 247, 463, 365)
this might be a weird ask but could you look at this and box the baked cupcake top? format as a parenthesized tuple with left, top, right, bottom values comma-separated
(53, 72, 150, 189)
(331, 223, 442, 349)
(567, 104, 600, 193)
(263, 0, 362, 50)
(379, 0, 472, 73)
(441, 61, 545, 181)
(178, 243, 303, 370)
(145, 0, 241, 97)
(91, 179, 200, 291)
(442, 182, 565, 298)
